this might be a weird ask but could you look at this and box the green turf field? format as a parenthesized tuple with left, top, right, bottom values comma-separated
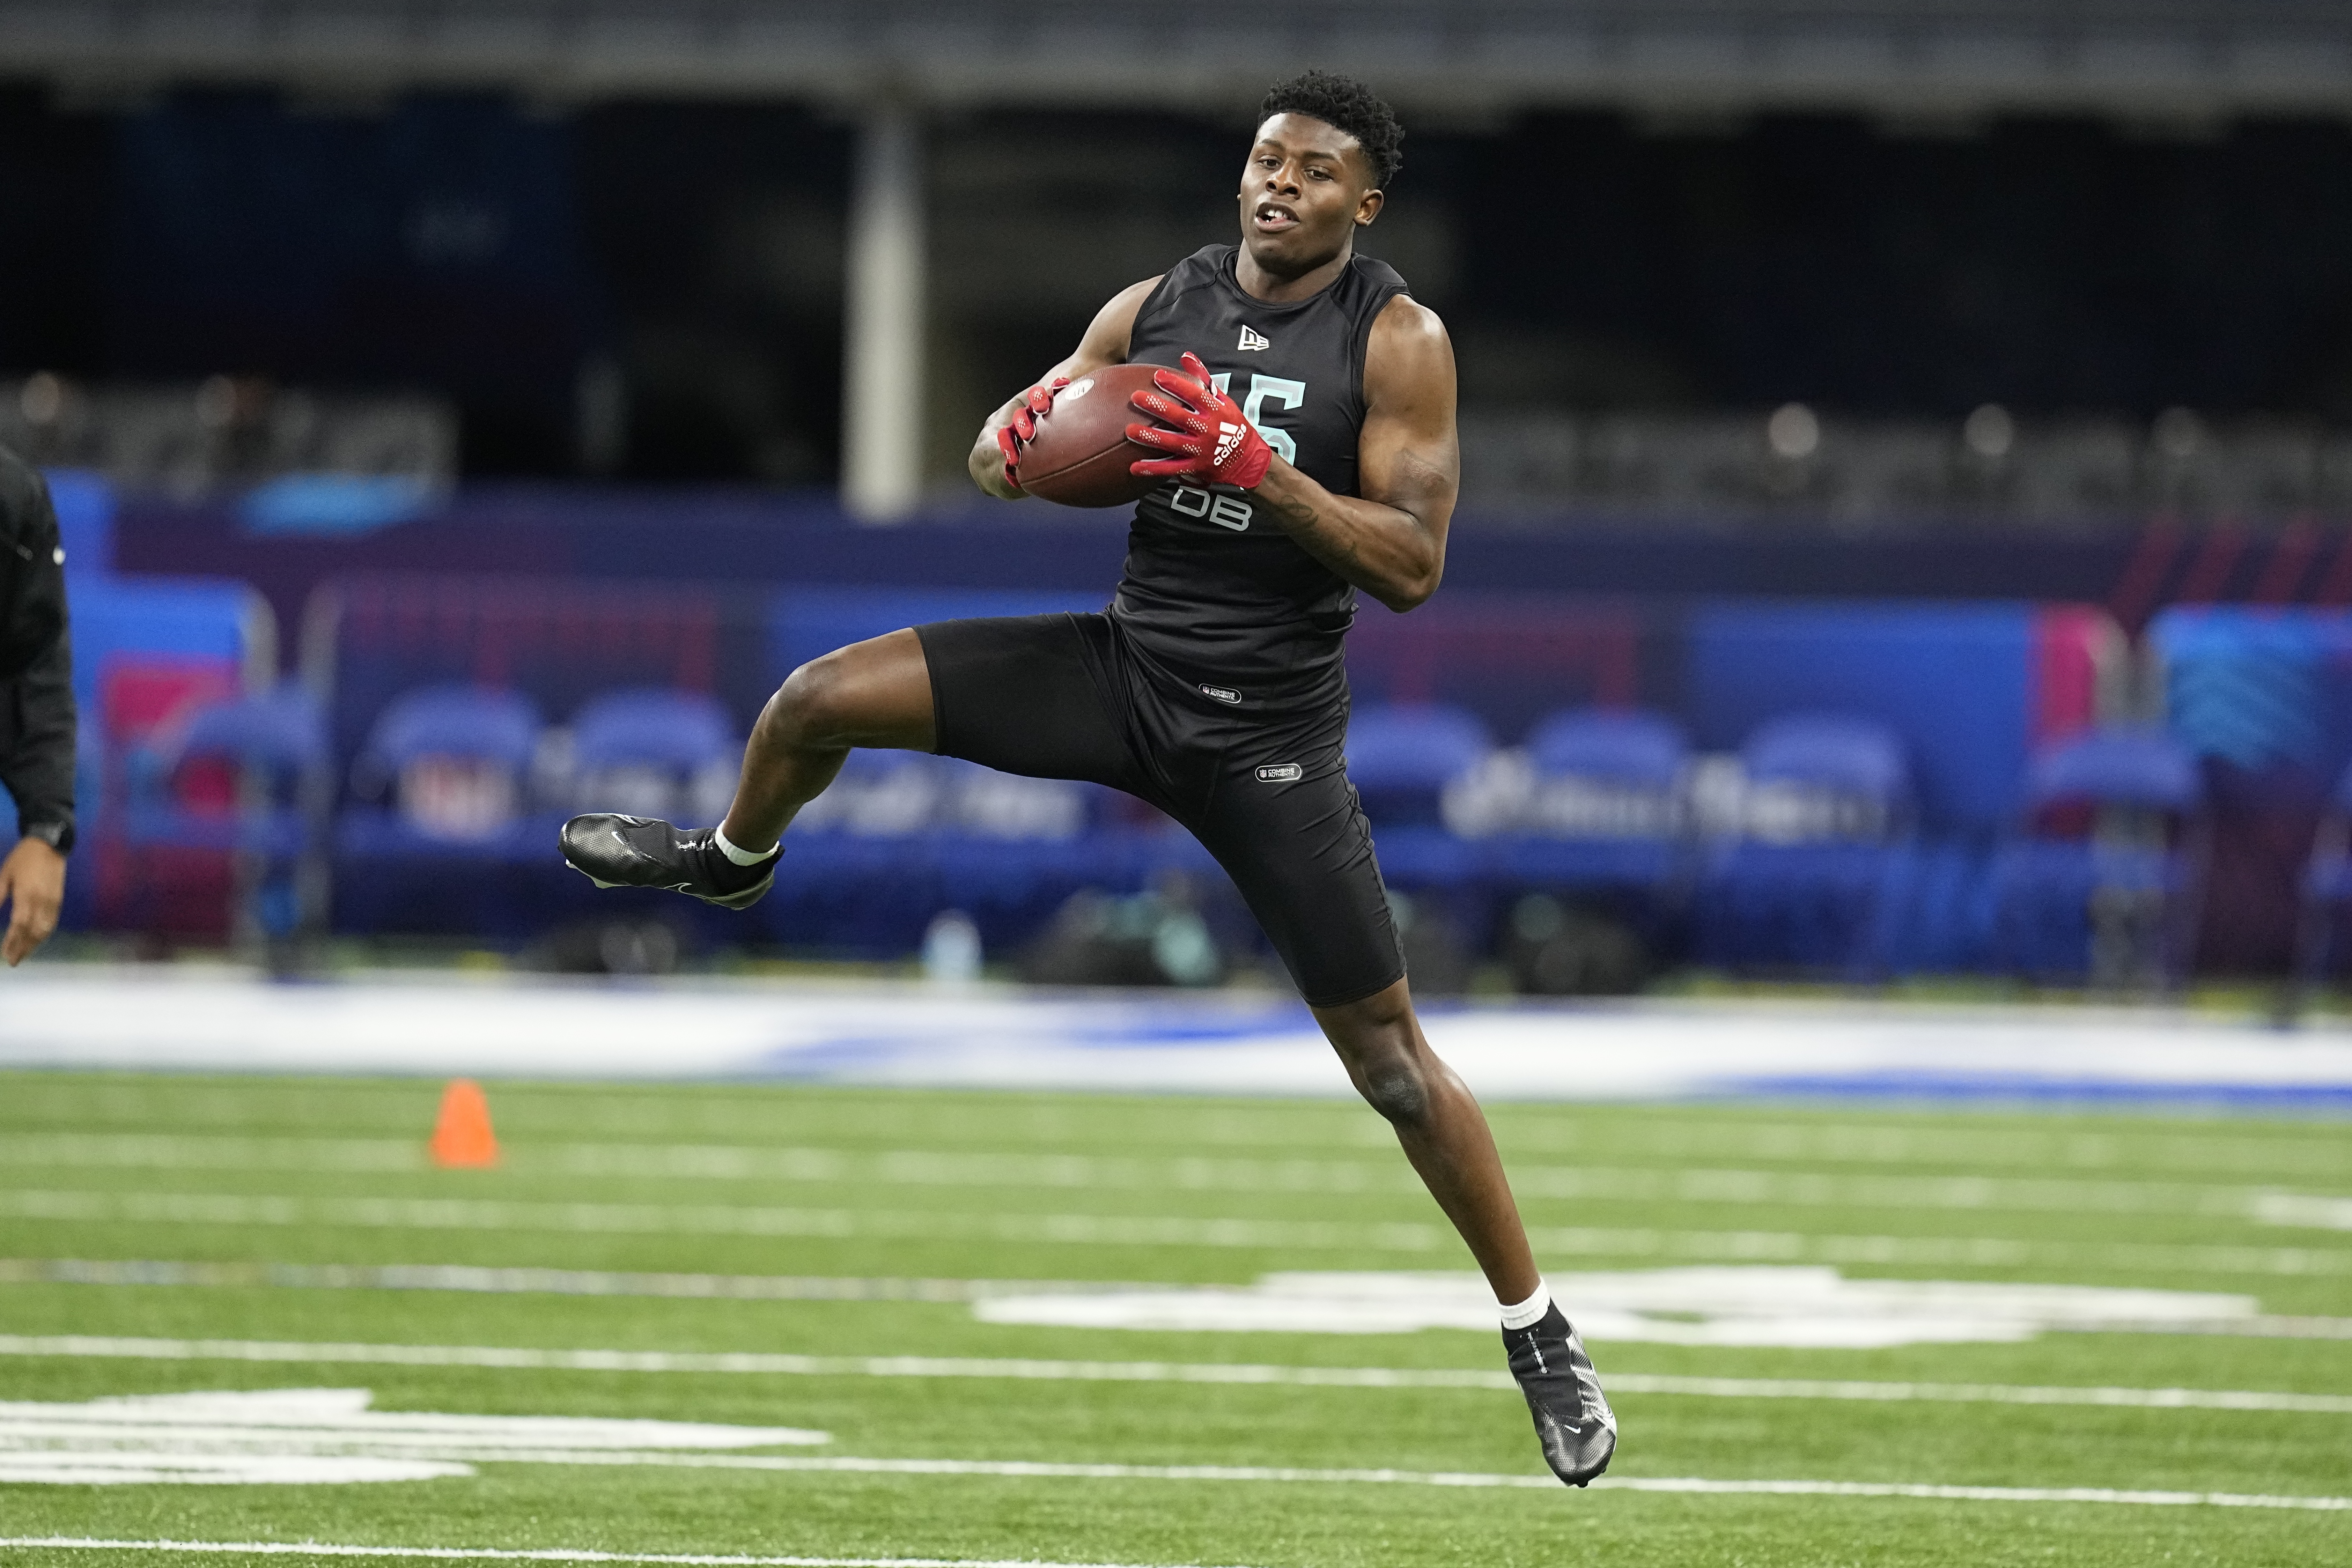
(1, 1070, 2347, 1567)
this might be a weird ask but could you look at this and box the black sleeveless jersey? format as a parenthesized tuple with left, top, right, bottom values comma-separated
(1109, 244, 1410, 713)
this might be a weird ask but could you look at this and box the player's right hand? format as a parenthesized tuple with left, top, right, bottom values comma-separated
(994, 377, 1070, 490)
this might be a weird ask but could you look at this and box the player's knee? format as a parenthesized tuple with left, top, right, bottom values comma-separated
(1349, 1044, 1432, 1128)
(772, 654, 855, 746)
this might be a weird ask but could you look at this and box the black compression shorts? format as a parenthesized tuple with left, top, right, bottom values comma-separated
(915, 612, 1404, 1008)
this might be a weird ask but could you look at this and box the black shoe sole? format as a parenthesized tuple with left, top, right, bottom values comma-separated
(1560, 1428, 1616, 1488)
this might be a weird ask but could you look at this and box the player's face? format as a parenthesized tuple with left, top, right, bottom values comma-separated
(1238, 113, 1383, 277)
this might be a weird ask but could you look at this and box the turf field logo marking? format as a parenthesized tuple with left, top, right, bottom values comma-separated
(0, 1388, 826, 1486)
(973, 1266, 2266, 1348)
(2252, 1192, 2352, 1230)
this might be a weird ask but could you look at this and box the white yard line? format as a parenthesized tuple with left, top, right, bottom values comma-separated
(3, 1134, 2318, 1220)
(7, 1187, 2345, 1277)
(4, 1333, 2346, 1414)
(0, 1541, 1245, 1568)
(13, 1256, 2352, 1338)
(29, 1451, 2344, 1511)
(330, 1450, 2352, 1512)
(1600, 1478, 2352, 1509)
(13, 1086, 2351, 1181)
(0, 1259, 1069, 1303)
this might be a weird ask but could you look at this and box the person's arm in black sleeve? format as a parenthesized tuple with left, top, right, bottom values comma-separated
(0, 448, 74, 966)
(3, 631, 76, 848)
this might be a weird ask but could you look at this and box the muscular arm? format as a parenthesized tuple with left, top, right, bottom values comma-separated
(1252, 295, 1457, 612)
(967, 276, 1163, 500)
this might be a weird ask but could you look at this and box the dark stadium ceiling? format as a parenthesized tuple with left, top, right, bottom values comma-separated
(6, 0, 2352, 120)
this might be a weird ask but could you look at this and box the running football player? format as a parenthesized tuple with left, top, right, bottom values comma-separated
(563, 70, 1615, 1486)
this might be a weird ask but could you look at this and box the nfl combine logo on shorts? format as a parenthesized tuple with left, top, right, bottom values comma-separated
(1256, 763, 1302, 782)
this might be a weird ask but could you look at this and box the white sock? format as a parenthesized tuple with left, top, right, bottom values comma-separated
(1499, 1280, 1551, 1332)
(713, 826, 779, 866)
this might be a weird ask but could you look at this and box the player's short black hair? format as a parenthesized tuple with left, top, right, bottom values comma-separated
(1259, 71, 1403, 190)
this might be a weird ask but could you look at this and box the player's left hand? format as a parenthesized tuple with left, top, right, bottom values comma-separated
(0, 836, 65, 967)
(1126, 352, 1275, 489)
(995, 376, 1071, 491)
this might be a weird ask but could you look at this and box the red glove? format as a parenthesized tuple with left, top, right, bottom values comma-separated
(1126, 352, 1276, 490)
(994, 376, 1070, 489)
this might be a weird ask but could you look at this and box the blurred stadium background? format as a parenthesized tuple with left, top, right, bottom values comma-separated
(6, 5, 2352, 1566)
(15, 0, 2352, 997)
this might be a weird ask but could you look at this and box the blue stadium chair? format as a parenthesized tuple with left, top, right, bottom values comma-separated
(1987, 728, 2207, 987)
(1346, 703, 1494, 918)
(1742, 713, 1915, 832)
(929, 757, 1171, 957)
(334, 686, 548, 935)
(123, 685, 332, 941)
(1484, 706, 1694, 904)
(336, 682, 545, 860)
(1527, 707, 1690, 789)
(765, 752, 979, 954)
(1697, 713, 1916, 976)
(2290, 761, 2352, 1003)
(1348, 703, 1495, 828)
(128, 685, 329, 856)
(573, 687, 737, 774)
(567, 687, 741, 827)
(356, 685, 544, 798)
(763, 752, 1162, 959)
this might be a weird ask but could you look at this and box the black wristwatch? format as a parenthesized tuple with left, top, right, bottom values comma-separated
(21, 821, 72, 856)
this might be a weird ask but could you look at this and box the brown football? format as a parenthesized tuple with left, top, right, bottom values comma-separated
(1013, 363, 1178, 508)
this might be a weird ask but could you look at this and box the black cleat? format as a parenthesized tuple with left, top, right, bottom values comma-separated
(559, 814, 776, 911)
(1505, 1302, 1617, 1488)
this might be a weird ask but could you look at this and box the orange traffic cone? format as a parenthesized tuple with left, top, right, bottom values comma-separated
(428, 1079, 499, 1169)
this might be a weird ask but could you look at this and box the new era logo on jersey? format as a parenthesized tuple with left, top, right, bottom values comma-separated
(1213, 422, 1248, 468)
(1256, 763, 1303, 783)
(1237, 325, 1271, 351)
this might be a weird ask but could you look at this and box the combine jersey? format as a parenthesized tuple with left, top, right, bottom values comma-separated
(1111, 244, 1410, 715)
